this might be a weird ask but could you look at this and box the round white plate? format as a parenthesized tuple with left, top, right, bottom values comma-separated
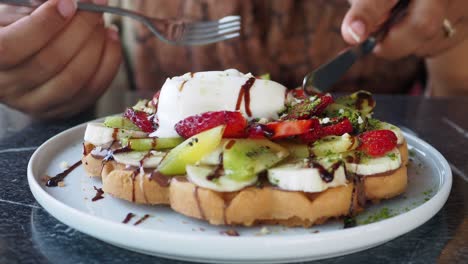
(28, 122, 452, 263)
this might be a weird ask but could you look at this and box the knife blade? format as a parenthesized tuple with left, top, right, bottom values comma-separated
(303, 0, 410, 94)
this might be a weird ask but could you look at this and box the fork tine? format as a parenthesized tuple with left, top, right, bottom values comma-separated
(184, 16, 241, 30)
(184, 24, 241, 37)
(181, 27, 241, 42)
(181, 32, 240, 46)
(185, 22, 241, 34)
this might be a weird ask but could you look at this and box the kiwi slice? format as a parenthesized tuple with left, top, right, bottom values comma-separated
(104, 116, 141, 131)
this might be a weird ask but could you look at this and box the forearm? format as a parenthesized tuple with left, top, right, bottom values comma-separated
(426, 38, 468, 97)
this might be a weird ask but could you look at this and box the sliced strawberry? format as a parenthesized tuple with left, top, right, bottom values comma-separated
(313, 94, 334, 116)
(124, 108, 155, 133)
(266, 119, 316, 139)
(175, 111, 247, 138)
(246, 123, 273, 139)
(287, 88, 308, 100)
(321, 117, 353, 137)
(358, 130, 397, 157)
(283, 94, 334, 120)
(298, 118, 322, 143)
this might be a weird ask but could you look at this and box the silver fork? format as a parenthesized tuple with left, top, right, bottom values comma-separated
(0, 0, 241, 46)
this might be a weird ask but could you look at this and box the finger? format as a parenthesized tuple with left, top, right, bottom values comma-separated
(341, 0, 398, 44)
(11, 26, 106, 115)
(0, 8, 105, 97)
(40, 27, 122, 119)
(0, 6, 33, 26)
(0, 0, 77, 68)
(374, 0, 446, 59)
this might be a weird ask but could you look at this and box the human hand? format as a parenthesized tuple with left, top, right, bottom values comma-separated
(341, 0, 468, 59)
(0, 0, 122, 119)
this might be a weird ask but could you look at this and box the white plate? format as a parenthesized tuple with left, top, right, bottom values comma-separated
(28, 122, 452, 263)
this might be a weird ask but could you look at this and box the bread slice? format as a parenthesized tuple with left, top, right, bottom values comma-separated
(81, 142, 408, 227)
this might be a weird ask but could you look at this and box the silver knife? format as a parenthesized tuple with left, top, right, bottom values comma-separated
(303, 0, 410, 94)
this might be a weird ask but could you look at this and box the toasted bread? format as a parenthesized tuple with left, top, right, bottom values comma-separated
(81, 141, 408, 227)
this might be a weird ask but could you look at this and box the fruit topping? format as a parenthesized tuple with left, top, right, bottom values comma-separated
(124, 108, 155, 133)
(104, 116, 141, 131)
(266, 119, 318, 139)
(158, 125, 225, 175)
(175, 111, 247, 139)
(120, 137, 184, 151)
(335, 90, 375, 116)
(321, 117, 354, 137)
(282, 94, 334, 120)
(222, 139, 289, 181)
(246, 123, 273, 139)
(358, 130, 397, 157)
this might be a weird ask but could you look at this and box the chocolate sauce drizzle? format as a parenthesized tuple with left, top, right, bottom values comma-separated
(220, 229, 239, 236)
(206, 154, 224, 181)
(122, 213, 135, 224)
(307, 161, 342, 183)
(46, 160, 82, 187)
(235, 77, 256, 117)
(149, 170, 171, 187)
(92, 186, 105, 202)
(134, 214, 150, 226)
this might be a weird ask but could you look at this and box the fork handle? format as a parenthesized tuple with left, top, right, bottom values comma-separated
(0, 0, 159, 25)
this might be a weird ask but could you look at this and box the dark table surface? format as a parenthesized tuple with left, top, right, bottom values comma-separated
(0, 95, 467, 264)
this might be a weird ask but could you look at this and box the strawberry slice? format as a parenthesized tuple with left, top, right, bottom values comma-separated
(283, 94, 334, 120)
(266, 119, 316, 139)
(313, 94, 334, 116)
(175, 111, 247, 138)
(358, 130, 397, 157)
(321, 117, 353, 137)
(124, 108, 155, 133)
(246, 123, 273, 139)
(298, 119, 322, 143)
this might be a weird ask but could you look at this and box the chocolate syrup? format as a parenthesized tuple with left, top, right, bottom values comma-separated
(206, 154, 224, 181)
(112, 128, 119, 140)
(179, 80, 188, 91)
(355, 92, 374, 111)
(46, 160, 82, 187)
(122, 213, 136, 224)
(134, 214, 150, 226)
(131, 168, 139, 202)
(307, 161, 342, 183)
(82, 143, 87, 155)
(149, 170, 171, 187)
(194, 187, 206, 220)
(113, 146, 132, 154)
(92, 186, 105, 202)
(220, 229, 239, 236)
(225, 140, 236, 150)
(235, 77, 256, 117)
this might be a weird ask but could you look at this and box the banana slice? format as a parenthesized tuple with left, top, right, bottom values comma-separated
(186, 165, 257, 192)
(311, 133, 359, 156)
(113, 151, 166, 168)
(267, 158, 347, 193)
(84, 123, 148, 146)
(345, 148, 401, 176)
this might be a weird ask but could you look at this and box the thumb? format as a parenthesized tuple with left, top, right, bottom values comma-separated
(341, 0, 397, 44)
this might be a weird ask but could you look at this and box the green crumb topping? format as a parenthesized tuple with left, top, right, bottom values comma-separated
(409, 149, 416, 158)
(367, 118, 381, 130)
(386, 152, 397, 160)
(359, 207, 396, 225)
(259, 73, 271, 80)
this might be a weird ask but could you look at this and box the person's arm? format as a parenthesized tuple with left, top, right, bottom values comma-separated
(340, 0, 468, 96)
(0, 0, 122, 119)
